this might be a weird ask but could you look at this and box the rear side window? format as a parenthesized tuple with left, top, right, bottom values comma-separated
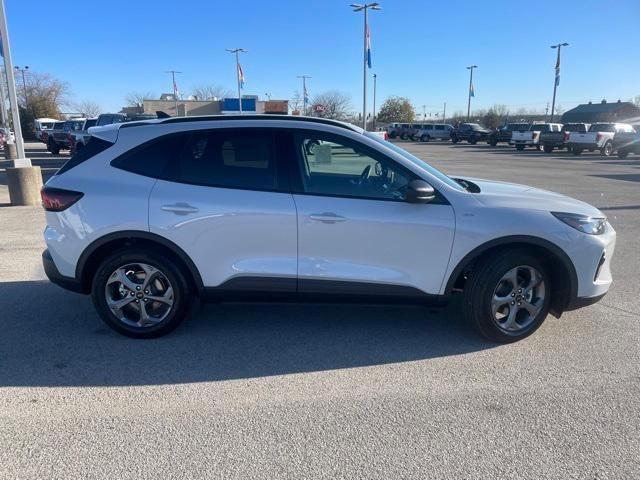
(435, 125, 444, 130)
(57, 137, 114, 175)
(167, 131, 278, 191)
(84, 119, 97, 129)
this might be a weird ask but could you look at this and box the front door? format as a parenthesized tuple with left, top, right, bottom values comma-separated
(290, 131, 455, 296)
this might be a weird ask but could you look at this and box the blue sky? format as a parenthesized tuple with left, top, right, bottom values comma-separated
(6, 0, 640, 115)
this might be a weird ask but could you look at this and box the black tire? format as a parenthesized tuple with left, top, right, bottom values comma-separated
(451, 136, 459, 144)
(600, 141, 613, 157)
(516, 144, 525, 151)
(389, 132, 397, 139)
(91, 248, 192, 338)
(572, 148, 583, 156)
(468, 136, 477, 145)
(543, 145, 554, 153)
(618, 150, 629, 159)
(400, 133, 408, 140)
(489, 139, 497, 146)
(462, 249, 551, 343)
(421, 135, 430, 143)
(75, 142, 84, 154)
(48, 140, 60, 155)
(566, 146, 573, 153)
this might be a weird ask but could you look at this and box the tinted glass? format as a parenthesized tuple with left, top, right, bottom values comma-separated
(169, 130, 277, 190)
(589, 124, 615, 132)
(435, 125, 444, 130)
(295, 133, 414, 201)
(53, 122, 64, 130)
(97, 115, 112, 126)
(84, 119, 97, 129)
(112, 133, 188, 178)
(58, 137, 114, 175)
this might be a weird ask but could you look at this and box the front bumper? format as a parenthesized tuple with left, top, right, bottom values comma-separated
(42, 249, 85, 293)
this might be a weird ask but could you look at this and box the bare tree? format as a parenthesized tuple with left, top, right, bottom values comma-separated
(309, 90, 352, 120)
(290, 90, 302, 113)
(72, 100, 102, 117)
(191, 84, 232, 101)
(125, 91, 155, 107)
(15, 71, 69, 117)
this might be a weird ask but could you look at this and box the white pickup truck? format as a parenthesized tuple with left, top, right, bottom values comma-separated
(511, 123, 563, 151)
(567, 123, 635, 156)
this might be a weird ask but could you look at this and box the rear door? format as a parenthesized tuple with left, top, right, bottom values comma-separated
(289, 130, 455, 296)
(146, 128, 298, 291)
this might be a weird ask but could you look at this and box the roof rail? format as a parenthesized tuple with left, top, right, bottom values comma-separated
(120, 114, 361, 132)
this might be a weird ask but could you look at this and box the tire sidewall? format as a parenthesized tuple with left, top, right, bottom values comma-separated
(91, 249, 191, 338)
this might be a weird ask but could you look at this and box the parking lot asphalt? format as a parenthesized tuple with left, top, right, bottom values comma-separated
(1, 142, 638, 479)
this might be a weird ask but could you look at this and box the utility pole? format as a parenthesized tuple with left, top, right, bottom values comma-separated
(443, 102, 446, 124)
(14, 65, 28, 111)
(550, 42, 568, 122)
(372, 73, 377, 131)
(466, 65, 477, 121)
(165, 70, 182, 116)
(545, 102, 550, 121)
(422, 104, 426, 121)
(226, 48, 247, 114)
(297, 75, 311, 115)
(351, 3, 380, 130)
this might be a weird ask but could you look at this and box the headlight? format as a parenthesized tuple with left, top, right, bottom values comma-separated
(551, 212, 607, 235)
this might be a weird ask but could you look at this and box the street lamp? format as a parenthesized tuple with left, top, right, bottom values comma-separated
(14, 65, 28, 111)
(466, 65, 477, 121)
(226, 48, 247, 114)
(351, 2, 380, 130)
(372, 73, 377, 131)
(550, 42, 569, 122)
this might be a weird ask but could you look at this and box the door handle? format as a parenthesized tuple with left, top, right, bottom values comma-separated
(309, 213, 346, 223)
(161, 203, 199, 215)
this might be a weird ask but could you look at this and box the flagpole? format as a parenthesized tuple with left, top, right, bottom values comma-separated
(297, 75, 311, 115)
(372, 73, 377, 131)
(165, 70, 182, 116)
(226, 48, 247, 115)
(550, 42, 568, 123)
(466, 65, 477, 121)
(351, 3, 380, 131)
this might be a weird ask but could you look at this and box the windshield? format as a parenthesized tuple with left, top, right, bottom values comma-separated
(589, 124, 616, 132)
(365, 133, 465, 191)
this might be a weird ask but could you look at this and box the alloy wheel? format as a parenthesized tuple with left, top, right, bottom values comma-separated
(105, 263, 174, 328)
(490, 265, 546, 334)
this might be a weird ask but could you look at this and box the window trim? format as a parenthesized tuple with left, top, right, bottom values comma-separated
(110, 128, 291, 194)
(289, 129, 449, 205)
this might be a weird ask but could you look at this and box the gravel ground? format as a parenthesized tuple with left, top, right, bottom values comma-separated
(0, 141, 638, 479)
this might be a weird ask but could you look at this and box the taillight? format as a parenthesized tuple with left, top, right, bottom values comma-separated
(384, 132, 389, 140)
(596, 133, 603, 142)
(40, 187, 84, 212)
(67, 133, 75, 146)
(564, 132, 570, 141)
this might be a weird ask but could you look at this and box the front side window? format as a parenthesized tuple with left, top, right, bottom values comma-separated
(294, 133, 413, 201)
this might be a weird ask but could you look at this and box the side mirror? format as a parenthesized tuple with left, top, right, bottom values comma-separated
(406, 179, 436, 204)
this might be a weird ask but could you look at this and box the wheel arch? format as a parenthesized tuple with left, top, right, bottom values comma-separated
(444, 235, 578, 315)
(76, 230, 204, 294)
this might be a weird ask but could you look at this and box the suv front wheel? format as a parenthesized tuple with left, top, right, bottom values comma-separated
(91, 248, 192, 338)
(462, 250, 551, 342)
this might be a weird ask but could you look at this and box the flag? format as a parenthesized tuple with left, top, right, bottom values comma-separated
(555, 55, 560, 86)
(470, 82, 475, 97)
(366, 25, 372, 68)
(238, 63, 245, 89)
(173, 78, 179, 98)
(304, 84, 310, 105)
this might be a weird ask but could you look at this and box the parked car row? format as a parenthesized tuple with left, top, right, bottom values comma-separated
(386, 120, 639, 158)
(40, 112, 158, 155)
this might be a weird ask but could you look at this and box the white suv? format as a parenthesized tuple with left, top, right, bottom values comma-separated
(41, 116, 616, 341)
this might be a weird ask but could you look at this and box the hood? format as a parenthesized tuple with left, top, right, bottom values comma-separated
(463, 177, 603, 217)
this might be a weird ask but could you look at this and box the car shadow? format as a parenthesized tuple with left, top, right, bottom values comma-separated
(0, 280, 497, 387)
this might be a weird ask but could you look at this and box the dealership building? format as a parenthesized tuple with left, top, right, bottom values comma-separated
(121, 94, 289, 117)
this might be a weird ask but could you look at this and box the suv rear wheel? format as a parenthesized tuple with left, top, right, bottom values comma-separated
(462, 250, 550, 342)
(47, 139, 60, 155)
(600, 141, 613, 157)
(421, 135, 430, 142)
(91, 248, 192, 338)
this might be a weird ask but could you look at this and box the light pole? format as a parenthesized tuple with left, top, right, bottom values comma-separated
(14, 65, 28, 111)
(351, 2, 380, 130)
(297, 75, 311, 115)
(443, 102, 446, 124)
(265, 92, 272, 100)
(226, 48, 247, 114)
(372, 73, 377, 131)
(165, 70, 182, 116)
(466, 65, 477, 121)
(550, 42, 568, 122)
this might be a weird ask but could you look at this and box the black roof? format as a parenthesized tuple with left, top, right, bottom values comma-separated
(121, 114, 360, 132)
